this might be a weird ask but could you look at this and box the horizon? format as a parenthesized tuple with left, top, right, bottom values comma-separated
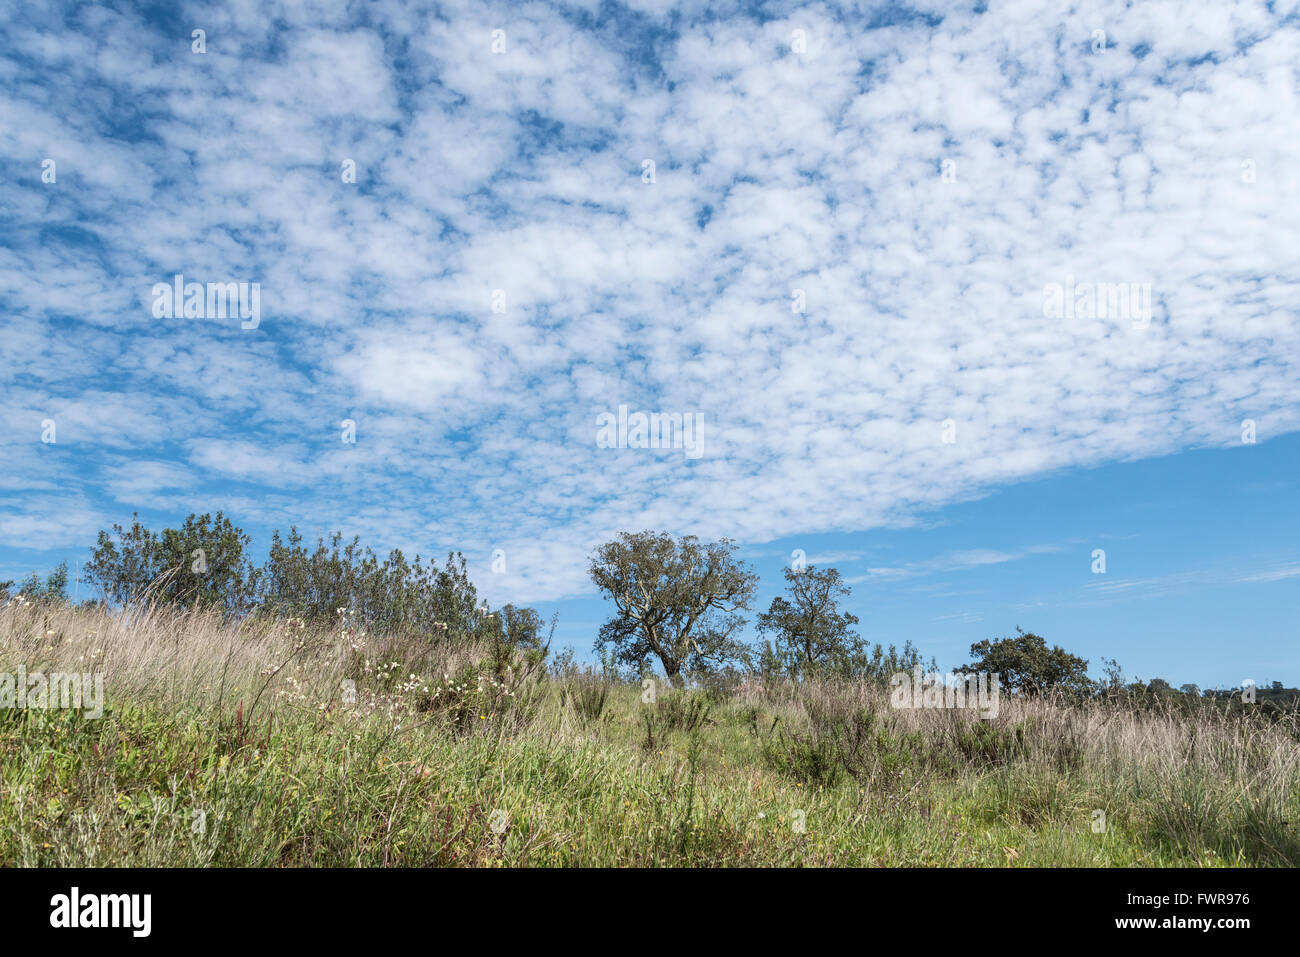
(10, 430, 1298, 690)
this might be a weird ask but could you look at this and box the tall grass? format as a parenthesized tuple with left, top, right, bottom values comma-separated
(1, 600, 1296, 866)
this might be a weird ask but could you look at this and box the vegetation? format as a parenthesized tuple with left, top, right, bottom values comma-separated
(2, 519, 1295, 867)
(0, 562, 69, 606)
(589, 531, 757, 687)
(86, 512, 257, 613)
(754, 564, 937, 682)
(959, 628, 1094, 698)
(1, 599, 1296, 867)
(755, 564, 864, 678)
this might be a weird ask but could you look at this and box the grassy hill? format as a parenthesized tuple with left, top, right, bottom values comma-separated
(2, 600, 1296, 867)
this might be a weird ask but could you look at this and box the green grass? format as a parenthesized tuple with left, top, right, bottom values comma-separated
(2, 601, 1297, 867)
(2, 688, 1295, 867)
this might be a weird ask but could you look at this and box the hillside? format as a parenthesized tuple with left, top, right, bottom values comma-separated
(2, 599, 1296, 867)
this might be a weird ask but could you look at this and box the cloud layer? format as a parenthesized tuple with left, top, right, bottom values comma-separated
(2, 0, 1298, 602)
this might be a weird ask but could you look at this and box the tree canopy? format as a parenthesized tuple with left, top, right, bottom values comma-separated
(958, 627, 1092, 697)
(589, 530, 757, 686)
(755, 564, 865, 678)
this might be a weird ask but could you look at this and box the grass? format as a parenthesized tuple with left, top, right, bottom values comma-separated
(2, 600, 1297, 867)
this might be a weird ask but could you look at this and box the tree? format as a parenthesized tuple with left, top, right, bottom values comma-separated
(11, 562, 69, 605)
(589, 531, 757, 687)
(854, 640, 938, 683)
(255, 528, 486, 638)
(86, 513, 257, 612)
(1099, 656, 1125, 698)
(958, 627, 1092, 697)
(756, 565, 865, 678)
(82, 512, 550, 644)
(493, 604, 545, 651)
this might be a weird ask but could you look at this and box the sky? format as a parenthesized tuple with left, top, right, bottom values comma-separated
(1, 0, 1297, 689)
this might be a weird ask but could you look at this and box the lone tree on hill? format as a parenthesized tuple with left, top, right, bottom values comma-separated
(589, 530, 757, 687)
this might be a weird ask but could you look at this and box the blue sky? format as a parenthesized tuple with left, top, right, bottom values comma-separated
(2, 1, 1298, 688)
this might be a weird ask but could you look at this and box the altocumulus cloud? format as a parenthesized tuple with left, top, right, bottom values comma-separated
(1, 0, 1297, 602)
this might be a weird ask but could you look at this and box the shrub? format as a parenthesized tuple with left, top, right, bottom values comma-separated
(86, 513, 257, 613)
(561, 674, 611, 728)
(754, 713, 845, 788)
(657, 691, 713, 734)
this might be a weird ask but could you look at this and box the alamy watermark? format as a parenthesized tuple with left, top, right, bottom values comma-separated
(1043, 275, 1151, 329)
(890, 668, 1000, 719)
(0, 667, 103, 718)
(50, 887, 150, 937)
(596, 404, 704, 459)
(152, 273, 261, 329)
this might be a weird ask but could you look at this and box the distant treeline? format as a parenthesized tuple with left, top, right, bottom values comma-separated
(2, 512, 546, 650)
(3, 518, 1296, 712)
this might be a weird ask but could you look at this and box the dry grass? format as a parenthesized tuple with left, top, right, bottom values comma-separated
(1, 600, 1296, 866)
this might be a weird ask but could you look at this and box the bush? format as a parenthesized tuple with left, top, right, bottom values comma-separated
(752, 692, 925, 791)
(657, 691, 713, 734)
(938, 717, 1029, 770)
(561, 674, 611, 728)
(756, 716, 845, 788)
(86, 513, 257, 613)
(5, 562, 69, 605)
(82, 514, 551, 655)
(640, 690, 713, 751)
